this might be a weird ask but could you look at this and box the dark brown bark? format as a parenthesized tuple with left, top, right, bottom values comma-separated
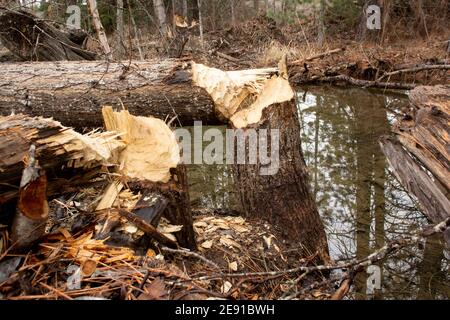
(232, 99, 330, 263)
(0, 6, 96, 61)
(129, 165, 197, 250)
(0, 61, 219, 129)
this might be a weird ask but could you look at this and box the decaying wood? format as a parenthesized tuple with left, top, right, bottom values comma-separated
(0, 60, 219, 128)
(0, 114, 124, 204)
(192, 58, 330, 262)
(0, 6, 96, 61)
(380, 85, 450, 246)
(11, 145, 49, 250)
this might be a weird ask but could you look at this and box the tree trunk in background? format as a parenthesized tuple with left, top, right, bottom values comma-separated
(0, 61, 219, 129)
(116, 0, 125, 58)
(253, 0, 259, 14)
(358, 0, 392, 44)
(197, 0, 204, 46)
(153, 0, 168, 35)
(317, 0, 326, 46)
(410, 0, 429, 39)
(187, 0, 199, 23)
(230, 0, 236, 27)
(87, 0, 112, 59)
(182, 0, 188, 18)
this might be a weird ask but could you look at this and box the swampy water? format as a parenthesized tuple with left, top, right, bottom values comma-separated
(187, 86, 450, 300)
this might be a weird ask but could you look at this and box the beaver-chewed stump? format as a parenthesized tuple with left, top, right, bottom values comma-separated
(0, 58, 330, 262)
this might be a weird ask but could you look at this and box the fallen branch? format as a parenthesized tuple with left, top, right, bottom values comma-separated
(117, 208, 178, 249)
(167, 217, 450, 287)
(316, 74, 416, 90)
(291, 48, 345, 65)
(377, 64, 450, 81)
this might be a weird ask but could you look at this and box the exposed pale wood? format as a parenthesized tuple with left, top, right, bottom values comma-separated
(102, 107, 180, 183)
(101, 107, 196, 249)
(95, 180, 124, 211)
(0, 114, 124, 203)
(192, 62, 278, 121)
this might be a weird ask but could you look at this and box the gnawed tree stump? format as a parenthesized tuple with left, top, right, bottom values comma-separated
(0, 60, 219, 128)
(0, 6, 96, 61)
(192, 59, 330, 262)
(380, 85, 450, 246)
(102, 107, 196, 250)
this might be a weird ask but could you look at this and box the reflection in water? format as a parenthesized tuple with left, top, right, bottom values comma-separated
(186, 126, 238, 211)
(298, 86, 449, 300)
(187, 86, 450, 299)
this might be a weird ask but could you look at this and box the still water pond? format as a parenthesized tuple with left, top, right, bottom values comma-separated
(187, 86, 449, 300)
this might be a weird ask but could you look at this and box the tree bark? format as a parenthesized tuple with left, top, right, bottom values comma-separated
(0, 113, 124, 204)
(116, 0, 125, 58)
(231, 98, 330, 262)
(87, 0, 112, 59)
(380, 85, 450, 246)
(0, 6, 96, 61)
(0, 60, 219, 128)
(153, 0, 169, 35)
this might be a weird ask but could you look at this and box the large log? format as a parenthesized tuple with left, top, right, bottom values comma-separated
(0, 6, 96, 61)
(0, 60, 219, 128)
(380, 85, 450, 246)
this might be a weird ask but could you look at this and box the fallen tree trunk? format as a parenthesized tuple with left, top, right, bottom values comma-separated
(380, 85, 450, 246)
(0, 6, 96, 61)
(0, 60, 220, 128)
(0, 113, 124, 204)
(192, 59, 330, 263)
